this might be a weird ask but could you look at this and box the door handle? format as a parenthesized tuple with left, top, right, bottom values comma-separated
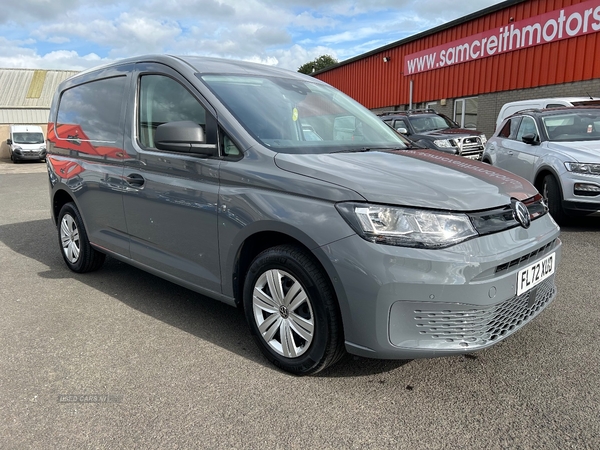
(125, 173, 145, 187)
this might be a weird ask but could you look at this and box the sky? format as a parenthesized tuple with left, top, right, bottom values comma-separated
(0, 0, 504, 72)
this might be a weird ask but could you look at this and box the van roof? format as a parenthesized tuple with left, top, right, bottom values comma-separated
(504, 97, 600, 104)
(10, 125, 44, 133)
(67, 54, 321, 85)
(496, 97, 600, 129)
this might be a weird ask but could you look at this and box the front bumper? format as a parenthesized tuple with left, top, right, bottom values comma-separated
(321, 214, 561, 359)
(13, 150, 46, 161)
(561, 172, 600, 213)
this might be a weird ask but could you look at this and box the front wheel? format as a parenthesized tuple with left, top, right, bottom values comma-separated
(243, 245, 345, 375)
(542, 174, 568, 224)
(57, 203, 105, 273)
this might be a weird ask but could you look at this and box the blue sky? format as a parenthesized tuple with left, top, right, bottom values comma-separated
(0, 0, 504, 71)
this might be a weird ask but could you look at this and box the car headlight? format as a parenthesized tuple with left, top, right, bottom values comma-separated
(479, 134, 487, 145)
(39, 145, 46, 151)
(336, 203, 477, 249)
(433, 139, 457, 148)
(565, 162, 600, 175)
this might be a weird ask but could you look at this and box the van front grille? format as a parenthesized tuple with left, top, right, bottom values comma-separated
(414, 276, 556, 347)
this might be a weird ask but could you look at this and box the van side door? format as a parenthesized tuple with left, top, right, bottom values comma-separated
(48, 71, 130, 256)
(120, 63, 222, 294)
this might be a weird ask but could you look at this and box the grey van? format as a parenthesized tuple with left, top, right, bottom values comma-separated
(47, 55, 561, 374)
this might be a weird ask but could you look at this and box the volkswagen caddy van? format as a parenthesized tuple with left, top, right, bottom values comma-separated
(47, 55, 561, 374)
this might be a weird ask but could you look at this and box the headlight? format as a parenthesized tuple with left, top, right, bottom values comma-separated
(39, 145, 46, 152)
(565, 162, 600, 175)
(433, 139, 456, 148)
(336, 203, 477, 249)
(479, 134, 487, 145)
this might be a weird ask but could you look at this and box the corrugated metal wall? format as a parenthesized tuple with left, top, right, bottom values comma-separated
(0, 68, 79, 159)
(315, 0, 600, 109)
(0, 68, 78, 109)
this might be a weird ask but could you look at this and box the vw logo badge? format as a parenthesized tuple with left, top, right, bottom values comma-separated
(279, 305, 290, 319)
(512, 199, 531, 229)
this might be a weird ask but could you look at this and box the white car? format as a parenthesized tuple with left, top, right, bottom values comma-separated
(483, 107, 600, 223)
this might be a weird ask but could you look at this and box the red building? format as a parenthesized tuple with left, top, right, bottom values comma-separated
(314, 0, 600, 138)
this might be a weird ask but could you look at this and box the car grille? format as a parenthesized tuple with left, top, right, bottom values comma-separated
(495, 239, 557, 274)
(414, 276, 556, 347)
(458, 137, 484, 159)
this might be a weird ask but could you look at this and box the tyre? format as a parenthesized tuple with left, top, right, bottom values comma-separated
(243, 245, 345, 375)
(542, 174, 568, 224)
(57, 202, 105, 273)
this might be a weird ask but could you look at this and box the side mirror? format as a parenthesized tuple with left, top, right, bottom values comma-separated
(396, 127, 408, 135)
(522, 133, 540, 145)
(6, 138, 12, 145)
(155, 121, 217, 156)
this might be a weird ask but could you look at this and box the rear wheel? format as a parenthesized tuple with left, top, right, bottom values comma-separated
(57, 203, 105, 273)
(243, 245, 345, 375)
(542, 174, 568, 224)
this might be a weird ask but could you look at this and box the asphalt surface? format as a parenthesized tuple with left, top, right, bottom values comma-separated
(1, 159, 599, 449)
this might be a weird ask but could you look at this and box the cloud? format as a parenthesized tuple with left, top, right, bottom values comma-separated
(0, 37, 107, 70)
(0, 0, 505, 71)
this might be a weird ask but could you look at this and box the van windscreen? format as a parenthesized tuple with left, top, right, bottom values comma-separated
(199, 74, 406, 154)
(13, 132, 44, 144)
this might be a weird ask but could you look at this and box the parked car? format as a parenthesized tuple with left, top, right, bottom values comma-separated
(495, 97, 600, 131)
(47, 55, 560, 375)
(483, 107, 600, 223)
(378, 109, 487, 159)
(7, 125, 46, 163)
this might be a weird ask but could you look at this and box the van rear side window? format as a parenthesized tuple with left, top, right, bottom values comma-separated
(56, 76, 126, 143)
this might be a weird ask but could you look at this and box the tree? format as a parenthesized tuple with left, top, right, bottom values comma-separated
(298, 55, 338, 74)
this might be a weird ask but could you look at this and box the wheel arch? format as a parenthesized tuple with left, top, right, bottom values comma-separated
(51, 188, 76, 225)
(228, 225, 348, 335)
(533, 165, 563, 196)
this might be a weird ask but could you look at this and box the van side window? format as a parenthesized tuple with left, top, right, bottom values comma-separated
(223, 134, 241, 157)
(56, 76, 126, 142)
(138, 75, 207, 149)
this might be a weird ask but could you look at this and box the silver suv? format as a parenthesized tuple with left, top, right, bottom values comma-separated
(47, 55, 561, 374)
(483, 107, 600, 223)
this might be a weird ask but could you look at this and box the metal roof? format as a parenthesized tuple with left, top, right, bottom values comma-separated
(0, 68, 78, 124)
(0, 68, 78, 108)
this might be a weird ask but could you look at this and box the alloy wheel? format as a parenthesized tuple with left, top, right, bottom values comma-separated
(60, 213, 81, 264)
(252, 269, 315, 358)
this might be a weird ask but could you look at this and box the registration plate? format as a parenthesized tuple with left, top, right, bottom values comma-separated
(516, 252, 555, 296)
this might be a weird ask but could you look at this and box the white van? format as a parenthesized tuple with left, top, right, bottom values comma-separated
(7, 125, 47, 163)
(496, 97, 600, 130)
